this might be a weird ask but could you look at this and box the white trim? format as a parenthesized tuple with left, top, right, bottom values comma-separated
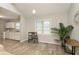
(39, 40, 61, 45)
(20, 39, 26, 42)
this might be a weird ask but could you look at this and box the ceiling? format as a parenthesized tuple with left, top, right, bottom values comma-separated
(0, 7, 19, 22)
(13, 3, 72, 18)
(0, 7, 19, 20)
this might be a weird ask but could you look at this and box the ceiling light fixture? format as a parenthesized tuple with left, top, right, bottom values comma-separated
(32, 9, 36, 14)
(0, 15, 4, 18)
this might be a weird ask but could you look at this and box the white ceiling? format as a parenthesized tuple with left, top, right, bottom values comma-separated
(13, 3, 72, 18)
(0, 7, 19, 22)
(0, 7, 18, 19)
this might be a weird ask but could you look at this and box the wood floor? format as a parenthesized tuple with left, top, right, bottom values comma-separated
(0, 39, 71, 55)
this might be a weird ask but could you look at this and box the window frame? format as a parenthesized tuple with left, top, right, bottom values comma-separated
(35, 20, 50, 34)
(16, 22, 20, 31)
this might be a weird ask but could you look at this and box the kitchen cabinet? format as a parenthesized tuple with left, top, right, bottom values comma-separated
(5, 32, 21, 40)
(6, 22, 16, 28)
(14, 33, 20, 40)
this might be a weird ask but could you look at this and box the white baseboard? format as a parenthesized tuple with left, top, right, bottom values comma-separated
(39, 40, 61, 45)
(20, 39, 60, 45)
(20, 39, 27, 42)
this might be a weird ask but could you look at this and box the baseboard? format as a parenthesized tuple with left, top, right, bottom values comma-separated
(20, 39, 27, 42)
(39, 40, 61, 45)
(20, 40, 60, 45)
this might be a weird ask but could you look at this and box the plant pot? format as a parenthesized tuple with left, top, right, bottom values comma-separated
(61, 40, 66, 48)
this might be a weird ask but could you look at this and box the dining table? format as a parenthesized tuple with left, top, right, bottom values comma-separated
(66, 39, 79, 55)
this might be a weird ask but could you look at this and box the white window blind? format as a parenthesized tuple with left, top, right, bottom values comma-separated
(16, 22, 20, 30)
(35, 20, 50, 34)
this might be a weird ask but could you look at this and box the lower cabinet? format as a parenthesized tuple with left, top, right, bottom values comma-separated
(5, 32, 20, 40)
(14, 33, 21, 40)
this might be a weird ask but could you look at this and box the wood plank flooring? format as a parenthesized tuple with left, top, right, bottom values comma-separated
(0, 39, 70, 55)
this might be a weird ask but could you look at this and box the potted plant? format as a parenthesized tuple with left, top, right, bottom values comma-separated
(51, 23, 74, 47)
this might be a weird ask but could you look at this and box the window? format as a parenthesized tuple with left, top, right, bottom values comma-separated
(35, 20, 42, 34)
(16, 22, 20, 30)
(35, 20, 50, 34)
(43, 21, 50, 34)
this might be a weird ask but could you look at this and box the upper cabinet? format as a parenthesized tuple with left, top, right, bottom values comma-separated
(6, 22, 16, 28)
(5, 22, 20, 32)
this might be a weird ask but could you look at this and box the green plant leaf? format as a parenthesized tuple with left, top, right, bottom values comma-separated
(51, 23, 74, 41)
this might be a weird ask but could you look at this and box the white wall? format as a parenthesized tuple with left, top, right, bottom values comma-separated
(0, 19, 5, 38)
(69, 3, 79, 41)
(25, 13, 68, 44)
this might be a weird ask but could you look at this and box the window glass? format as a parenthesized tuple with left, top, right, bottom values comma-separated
(16, 22, 20, 30)
(35, 20, 50, 34)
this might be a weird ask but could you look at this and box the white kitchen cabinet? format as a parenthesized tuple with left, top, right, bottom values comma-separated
(5, 31, 9, 39)
(5, 32, 20, 41)
(6, 22, 16, 28)
(14, 32, 20, 40)
(9, 32, 15, 39)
